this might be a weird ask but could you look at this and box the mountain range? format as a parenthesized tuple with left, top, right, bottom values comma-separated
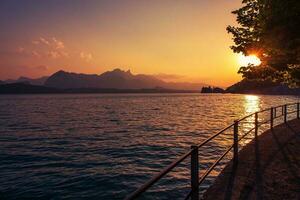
(1, 70, 299, 95)
(5, 76, 49, 86)
(1, 69, 207, 91)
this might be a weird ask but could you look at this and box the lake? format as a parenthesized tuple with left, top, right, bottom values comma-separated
(0, 94, 299, 199)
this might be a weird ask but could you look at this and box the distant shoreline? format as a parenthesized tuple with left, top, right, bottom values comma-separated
(1, 83, 299, 96)
(0, 83, 201, 95)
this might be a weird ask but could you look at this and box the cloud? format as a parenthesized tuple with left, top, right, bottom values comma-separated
(31, 50, 41, 58)
(80, 52, 93, 62)
(52, 37, 65, 49)
(33, 37, 65, 49)
(27, 37, 68, 59)
(9, 36, 92, 63)
(47, 50, 69, 59)
(39, 37, 50, 46)
(48, 51, 60, 59)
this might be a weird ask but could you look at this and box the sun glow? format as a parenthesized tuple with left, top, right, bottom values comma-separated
(238, 54, 261, 66)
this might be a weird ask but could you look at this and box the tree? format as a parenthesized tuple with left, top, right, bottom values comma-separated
(227, 0, 300, 87)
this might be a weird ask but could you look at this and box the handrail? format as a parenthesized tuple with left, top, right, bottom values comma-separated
(125, 102, 300, 200)
(197, 124, 234, 148)
(198, 145, 234, 186)
(125, 149, 193, 200)
(184, 144, 234, 200)
(238, 127, 256, 141)
(236, 113, 254, 122)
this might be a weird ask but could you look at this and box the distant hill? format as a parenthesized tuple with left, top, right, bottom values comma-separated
(44, 69, 206, 90)
(0, 80, 4, 85)
(226, 79, 300, 95)
(5, 76, 48, 85)
(0, 83, 60, 94)
(0, 82, 198, 94)
(63, 87, 197, 94)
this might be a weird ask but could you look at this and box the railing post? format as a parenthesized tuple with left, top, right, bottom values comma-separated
(191, 145, 199, 200)
(297, 103, 300, 119)
(284, 105, 287, 123)
(270, 107, 274, 129)
(233, 120, 239, 166)
(255, 112, 258, 137)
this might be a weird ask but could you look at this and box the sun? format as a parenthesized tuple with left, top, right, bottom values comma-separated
(238, 54, 261, 66)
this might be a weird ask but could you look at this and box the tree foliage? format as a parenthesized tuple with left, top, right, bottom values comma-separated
(227, 0, 300, 87)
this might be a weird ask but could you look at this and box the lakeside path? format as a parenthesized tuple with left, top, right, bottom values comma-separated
(203, 119, 300, 200)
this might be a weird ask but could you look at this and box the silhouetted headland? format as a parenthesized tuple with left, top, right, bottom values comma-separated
(203, 119, 300, 200)
(226, 79, 300, 95)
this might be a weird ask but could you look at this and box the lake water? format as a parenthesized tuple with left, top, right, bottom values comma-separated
(0, 94, 299, 199)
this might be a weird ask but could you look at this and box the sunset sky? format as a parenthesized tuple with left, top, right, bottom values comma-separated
(0, 0, 244, 87)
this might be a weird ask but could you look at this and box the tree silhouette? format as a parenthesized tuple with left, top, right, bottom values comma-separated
(227, 0, 300, 87)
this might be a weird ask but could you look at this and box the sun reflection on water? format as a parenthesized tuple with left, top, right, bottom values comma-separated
(244, 95, 260, 114)
(239, 95, 261, 146)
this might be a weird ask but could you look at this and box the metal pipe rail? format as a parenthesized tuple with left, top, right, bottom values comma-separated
(125, 102, 300, 200)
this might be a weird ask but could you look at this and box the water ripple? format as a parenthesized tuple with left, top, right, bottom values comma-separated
(0, 93, 298, 199)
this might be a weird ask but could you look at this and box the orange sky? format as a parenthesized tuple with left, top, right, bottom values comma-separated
(0, 0, 243, 87)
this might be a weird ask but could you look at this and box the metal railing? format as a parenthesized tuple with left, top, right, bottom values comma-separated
(125, 102, 300, 200)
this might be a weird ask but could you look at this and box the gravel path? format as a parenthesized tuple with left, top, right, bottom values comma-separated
(203, 119, 300, 200)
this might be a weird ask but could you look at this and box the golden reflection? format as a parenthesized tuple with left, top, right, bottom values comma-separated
(239, 95, 261, 146)
(244, 95, 260, 114)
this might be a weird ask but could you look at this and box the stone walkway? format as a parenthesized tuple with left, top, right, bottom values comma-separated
(203, 119, 300, 200)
